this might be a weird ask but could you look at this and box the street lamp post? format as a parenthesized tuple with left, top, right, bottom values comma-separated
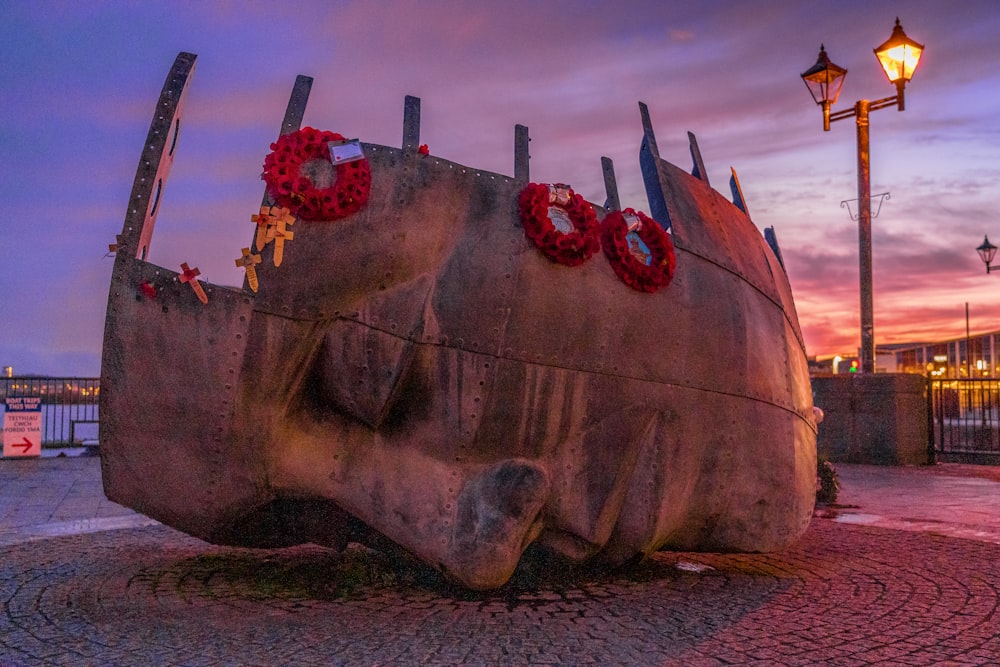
(801, 18, 924, 374)
(975, 235, 999, 273)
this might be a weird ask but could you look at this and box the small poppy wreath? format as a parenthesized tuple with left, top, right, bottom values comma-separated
(600, 208, 676, 293)
(261, 127, 371, 221)
(518, 182, 600, 266)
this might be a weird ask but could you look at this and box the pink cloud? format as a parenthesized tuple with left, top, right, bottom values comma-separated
(4, 0, 1000, 374)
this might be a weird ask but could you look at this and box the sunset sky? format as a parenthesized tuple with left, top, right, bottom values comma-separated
(2, 1, 1000, 376)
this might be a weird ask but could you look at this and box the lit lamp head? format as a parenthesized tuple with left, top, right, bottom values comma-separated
(874, 17, 924, 110)
(801, 45, 847, 131)
(976, 235, 998, 273)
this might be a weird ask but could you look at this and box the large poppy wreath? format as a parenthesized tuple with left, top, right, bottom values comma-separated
(262, 127, 371, 221)
(518, 182, 600, 267)
(600, 208, 676, 293)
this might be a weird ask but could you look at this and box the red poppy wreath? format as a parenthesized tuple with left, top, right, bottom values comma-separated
(600, 208, 676, 293)
(261, 127, 371, 221)
(518, 182, 600, 267)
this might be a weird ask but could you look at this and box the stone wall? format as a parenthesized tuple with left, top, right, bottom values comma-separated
(811, 374, 930, 465)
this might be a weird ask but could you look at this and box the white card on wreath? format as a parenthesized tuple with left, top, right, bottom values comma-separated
(328, 139, 365, 164)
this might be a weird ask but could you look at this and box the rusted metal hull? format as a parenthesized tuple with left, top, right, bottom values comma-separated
(101, 53, 817, 589)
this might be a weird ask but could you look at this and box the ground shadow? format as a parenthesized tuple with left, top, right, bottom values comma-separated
(172, 538, 785, 607)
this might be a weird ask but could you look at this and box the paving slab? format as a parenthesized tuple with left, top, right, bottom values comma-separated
(1, 455, 999, 665)
(821, 462, 1000, 545)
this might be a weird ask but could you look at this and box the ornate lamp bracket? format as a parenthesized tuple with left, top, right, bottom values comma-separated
(840, 191, 890, 221)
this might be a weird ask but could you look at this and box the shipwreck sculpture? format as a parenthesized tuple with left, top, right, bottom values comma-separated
(100, 52, 818, 590)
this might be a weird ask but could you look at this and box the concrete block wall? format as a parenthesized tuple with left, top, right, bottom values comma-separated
(811, 374, 930, 466)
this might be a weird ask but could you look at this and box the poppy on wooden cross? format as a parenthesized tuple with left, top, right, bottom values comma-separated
(179, 262, 208, 304)
(235, 247, 262, 292)
(266, 210, 295, 267)
(251, 206, 277, 251)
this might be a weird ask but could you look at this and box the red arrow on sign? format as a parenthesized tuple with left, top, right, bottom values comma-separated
(12, 437, 34, 454)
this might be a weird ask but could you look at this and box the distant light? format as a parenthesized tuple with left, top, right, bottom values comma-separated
(977, 235, 998, 269)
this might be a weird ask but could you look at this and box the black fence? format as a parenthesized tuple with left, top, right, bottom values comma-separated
(2, 375, 994, 460)
(1, 377, 100, 447)
(929, 378, 1000, 464)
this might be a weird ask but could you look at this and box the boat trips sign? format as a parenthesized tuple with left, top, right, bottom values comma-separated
(3, 396, 42, 457)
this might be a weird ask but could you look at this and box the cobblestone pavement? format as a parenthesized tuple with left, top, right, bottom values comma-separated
(1, 457, 999, 666)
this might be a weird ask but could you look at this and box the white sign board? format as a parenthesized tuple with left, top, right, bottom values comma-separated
(3, 396, 42, 457)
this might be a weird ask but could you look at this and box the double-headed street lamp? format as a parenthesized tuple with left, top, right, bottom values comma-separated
(801, 18, 924, 374)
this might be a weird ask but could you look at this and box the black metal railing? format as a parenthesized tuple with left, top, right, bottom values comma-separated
(1, 377, 100, 447)
(929, 378, 1000, 464)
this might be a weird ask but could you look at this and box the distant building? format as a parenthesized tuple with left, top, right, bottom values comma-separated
(808, 351, 897, 376)
(812, 329, 1000, 378)
(885, 330, 1000, 378)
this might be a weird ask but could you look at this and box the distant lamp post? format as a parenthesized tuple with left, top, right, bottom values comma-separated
(976, 235, 999, 273)
(801, 17, 924, 374)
